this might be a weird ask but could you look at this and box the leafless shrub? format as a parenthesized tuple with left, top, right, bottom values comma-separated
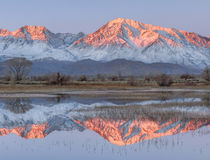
(144, 75, 155, 82)
(31, 73, 72, 85)
(96, 74, 105, 81)
(46, 72, 71, 85)
(185, 81, 197, 86)
(180, 74, 194, 80)
(79, 75, 87, 81)
(155, 74, 173, 86)
(202, 67, 210, 82)
(127, 76, 138, 86)
(31, 75, 48, 81)
(118, 72, 124, 81)
(202, 94, 210, 105)
(109, 75, 118, 81)
(0, 75, 10, 81)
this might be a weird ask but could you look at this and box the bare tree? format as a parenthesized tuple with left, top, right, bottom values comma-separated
(155, 74, 173, 86)
(4, 57, 32, 81)
(202, 68, 210, 82)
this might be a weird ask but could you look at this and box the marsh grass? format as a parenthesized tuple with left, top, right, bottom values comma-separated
(70, 91, 210, 103)
(76, 99, 210, 121)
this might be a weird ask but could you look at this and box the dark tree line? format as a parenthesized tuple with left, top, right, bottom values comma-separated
(0, 57, 210, 87)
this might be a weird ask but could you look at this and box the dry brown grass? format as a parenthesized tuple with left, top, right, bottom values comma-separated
(0, 83, 137, 93)
(0, 80, 210, 94)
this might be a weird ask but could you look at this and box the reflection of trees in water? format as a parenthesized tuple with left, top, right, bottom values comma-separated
(46, 94, 71, 103)
(5, 98, 33, 114)
(202, 93, 210, 104)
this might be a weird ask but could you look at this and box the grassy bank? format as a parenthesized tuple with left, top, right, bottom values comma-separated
(0, 80, 210, 94)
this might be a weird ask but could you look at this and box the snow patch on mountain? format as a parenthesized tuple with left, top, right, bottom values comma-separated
(0, 19, 209, 69)
(0, 97, 206, 129)
(70, 18, 210, 69)
(0, 26, 85, 61)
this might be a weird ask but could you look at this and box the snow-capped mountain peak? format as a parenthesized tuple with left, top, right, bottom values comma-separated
(0, 26, 85, 61)
(70, 18, 210, 69)
(0, 19, 209, 69)
(0, 25, 51, 41)
(74, 18, 209, 48)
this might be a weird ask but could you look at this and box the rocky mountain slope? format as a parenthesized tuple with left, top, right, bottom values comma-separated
(0, 99, 209, 145)
(75, 116, 210, 146)
(71, 18, 210, 69)
(0, 18, 209, 69)
(0, 25, 85, 60)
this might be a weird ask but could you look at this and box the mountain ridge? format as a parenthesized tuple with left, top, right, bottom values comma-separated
(27, 59, 201, 75)
(70, 18, 210, 69)
(0, 25, 51, 41)
(74, 18, 209, 48)
(0, 18, 209, 69)
(75, 117, 210, 146)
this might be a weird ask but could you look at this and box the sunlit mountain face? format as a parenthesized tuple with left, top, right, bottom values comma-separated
(0, 93, 210, 146)
(1, 114, 209, 146)
(0, 26, 50, 41)
(71, 18, 210, 69)
(0, 18, 209, 69)
(75, 105, 210, 146)
(74, 18, 209, 48)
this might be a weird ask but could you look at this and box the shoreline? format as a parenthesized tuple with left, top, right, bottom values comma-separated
(0, 85, 210, 96)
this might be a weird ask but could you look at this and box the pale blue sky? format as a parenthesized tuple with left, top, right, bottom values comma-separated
(0, 0, 209, 36)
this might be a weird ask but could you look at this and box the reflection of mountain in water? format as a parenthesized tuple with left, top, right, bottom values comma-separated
(75, 117, 210, 146)
(0, 116, 85, 139)
(0, 114, 209, 145)
(0, 97, 210, 145)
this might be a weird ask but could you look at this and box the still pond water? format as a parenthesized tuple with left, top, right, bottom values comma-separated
(0, 90, 210, 160)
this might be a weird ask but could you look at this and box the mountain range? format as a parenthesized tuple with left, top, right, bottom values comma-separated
(0, 95, 210, 145)
(0, 58, 199, 76)
(75, 115, 210, 146)
(1, 104, 209, 145)
(0, 18, 209, 73)
(1, 115, 209, 146)
(30, 59, 199, 75)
